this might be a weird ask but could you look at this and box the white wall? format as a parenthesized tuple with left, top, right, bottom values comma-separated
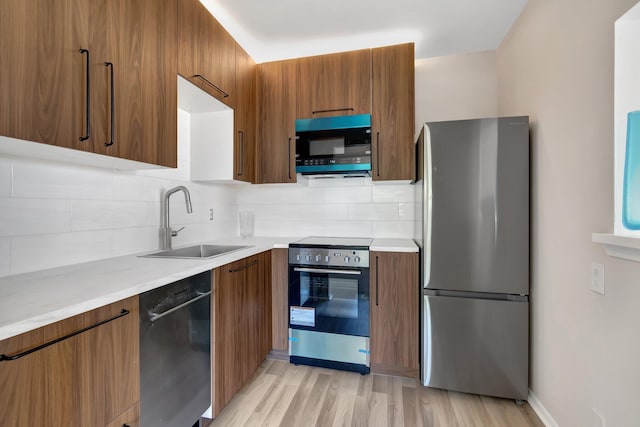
(415, 50, 498, 128)
(0, 110, 238, 277)
(497, 0, 640, 426)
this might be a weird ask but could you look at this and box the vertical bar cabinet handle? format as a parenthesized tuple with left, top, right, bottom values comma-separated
(104, 62, 114, 147)
(79, 49, 90, 141)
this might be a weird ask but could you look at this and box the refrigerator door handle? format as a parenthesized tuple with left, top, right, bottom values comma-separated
(424, 289, 528, 302)
(424, 124, 433, 289)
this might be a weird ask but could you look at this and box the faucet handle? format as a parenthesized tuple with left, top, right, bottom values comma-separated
(171, 226, 185, 237)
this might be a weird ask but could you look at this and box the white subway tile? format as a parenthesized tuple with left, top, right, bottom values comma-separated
(12, 159, 113, 200)
(372, 184, 415, 203)
(71, 200, 160, 231)
(112, 174, 166, 202)
(254, 219, 319, 237)
(399, 203, 416, 221)
(0, 198, 71, 237)
(298, 204, 348, 221)
(245, 204, 302, 221)
(113, 227, 160, 256)
(0, 159, 12, 197)
(323, 186, 372, 203)
(348, 203, 399, 221)
(0, 238, 10, 277)
(306, 176, 372, 187)
(11, 230, 113, 274)
(372, 221, 415, 238)
(321, 221, 372, 238)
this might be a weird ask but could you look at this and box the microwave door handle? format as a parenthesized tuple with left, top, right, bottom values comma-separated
(293, 267, 362, 275)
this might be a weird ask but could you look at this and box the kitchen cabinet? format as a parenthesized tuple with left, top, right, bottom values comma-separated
(0, 297, 139, 426)
(296, 49, 372, 119)
(371, 43, 415, 181)
(233, 45, 257, 183)
(178, 0, 235, 106)
(0, 0, 178, 168)
(105, 403, 139, 427)
(369, 251, 419, 378)
(270, 248, 290, 356)
(212, 251, 271, 416)
(256, 60, 297, 183)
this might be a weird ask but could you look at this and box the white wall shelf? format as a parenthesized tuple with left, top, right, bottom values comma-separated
(592, 233, 640, 262)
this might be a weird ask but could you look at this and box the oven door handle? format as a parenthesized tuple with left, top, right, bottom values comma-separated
(293, 267, 362, 275)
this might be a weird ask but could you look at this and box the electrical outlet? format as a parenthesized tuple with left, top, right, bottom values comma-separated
(591, 263, 605, 295)
(592, 408, 605, 427)
(209, 209, 214, 221)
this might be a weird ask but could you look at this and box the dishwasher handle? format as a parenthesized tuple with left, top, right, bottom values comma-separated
(148, 290, 212, 322)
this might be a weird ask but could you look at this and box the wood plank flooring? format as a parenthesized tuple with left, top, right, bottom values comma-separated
(204, 359, 544, 427)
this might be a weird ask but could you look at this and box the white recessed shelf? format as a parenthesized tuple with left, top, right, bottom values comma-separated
(592, 233, 640, 262)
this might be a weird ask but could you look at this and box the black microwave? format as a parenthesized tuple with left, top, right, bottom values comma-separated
(295, 114, 371, 175)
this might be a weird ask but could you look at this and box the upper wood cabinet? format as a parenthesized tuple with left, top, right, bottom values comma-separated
(0, 297, 139, 427)
(256, 60, 297, 183)
(296, 49, 372, 119)
(0, 0, 178, 168)
(0, 0, 90, 153)
(371, 43, 415, 181)
(370, 251, 419, 378)
(178, 0, 236, 106)
(98, 0, 178, 167)
(233, 45, 257, 183)
(212, 251, 271, 416)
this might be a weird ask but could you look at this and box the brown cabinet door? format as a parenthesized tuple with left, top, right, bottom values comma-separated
(98, 0, 177, 167)
(370, 251, 419, 378)
(270, 248, 289, 353)
(213, 252, 271, 416)
(105, 402, 140, 427)
(296, 49, 371, 119)
(234, 45, 256, 183)
(0, 0, 91, 151)
(0, 297, 139, 426)
(76, 297, 140, 426)
(371, 43, 416, 181)
(178, 0, 235, 106)
(256, 60, 297, 183)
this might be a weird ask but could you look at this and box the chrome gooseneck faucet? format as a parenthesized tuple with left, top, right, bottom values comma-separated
(161, 186, 193, 250)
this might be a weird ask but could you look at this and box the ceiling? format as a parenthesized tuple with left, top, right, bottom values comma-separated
(199, 0, 528, 63)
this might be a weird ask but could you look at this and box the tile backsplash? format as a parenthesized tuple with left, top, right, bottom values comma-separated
(237, 177, 416, 239)
(0, 111, 417, 278)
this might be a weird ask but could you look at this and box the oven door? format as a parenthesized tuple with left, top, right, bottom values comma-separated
(288, 266, 370, 337)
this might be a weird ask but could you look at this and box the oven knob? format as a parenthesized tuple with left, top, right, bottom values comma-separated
(354, 256, 361, 263)
(305, 255, 311, 262)
(324, 255, 330, 262)
(296, 254, 301, 261)
(344, 256, 350, 263)
(315, 255, 321, 262)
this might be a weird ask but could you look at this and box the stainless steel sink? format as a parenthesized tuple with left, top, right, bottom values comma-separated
(141, 244, 252, 259)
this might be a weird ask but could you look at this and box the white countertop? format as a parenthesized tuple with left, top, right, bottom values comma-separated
(0, 236, 417, 341)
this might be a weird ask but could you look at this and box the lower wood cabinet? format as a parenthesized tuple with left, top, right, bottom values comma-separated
(212, 251, 271, 416)
(370, 251, 419, 378)
(270, 248, 289, 355)
(0, 297, 139, 427)
(105, 402, 140, 427)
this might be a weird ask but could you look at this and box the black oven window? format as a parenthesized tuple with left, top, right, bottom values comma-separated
(300, 274, 358, 319)
(309, 137, 346, 156)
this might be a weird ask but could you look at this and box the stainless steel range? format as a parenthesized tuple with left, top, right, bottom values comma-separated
(288, 237, 372, 374)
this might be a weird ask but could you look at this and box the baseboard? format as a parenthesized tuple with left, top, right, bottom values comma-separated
(528, 389, 559, 427)
(268, 349, 289, 361)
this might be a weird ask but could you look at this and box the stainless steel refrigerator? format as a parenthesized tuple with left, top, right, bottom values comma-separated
(415, 117, 529, 401)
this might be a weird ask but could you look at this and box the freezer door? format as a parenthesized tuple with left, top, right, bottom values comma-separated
(422, 293, 528, 400)
(424, 117, 529, 294)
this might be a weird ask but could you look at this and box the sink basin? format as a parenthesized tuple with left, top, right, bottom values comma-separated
(141, 244, 252, 259)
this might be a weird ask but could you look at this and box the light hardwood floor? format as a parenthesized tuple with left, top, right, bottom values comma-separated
(204, 359, 544, 427)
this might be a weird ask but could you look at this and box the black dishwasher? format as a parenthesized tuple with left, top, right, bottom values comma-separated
(139, 271, 211, 427)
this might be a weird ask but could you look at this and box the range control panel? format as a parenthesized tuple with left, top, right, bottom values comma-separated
(288, 247, 370, 268)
